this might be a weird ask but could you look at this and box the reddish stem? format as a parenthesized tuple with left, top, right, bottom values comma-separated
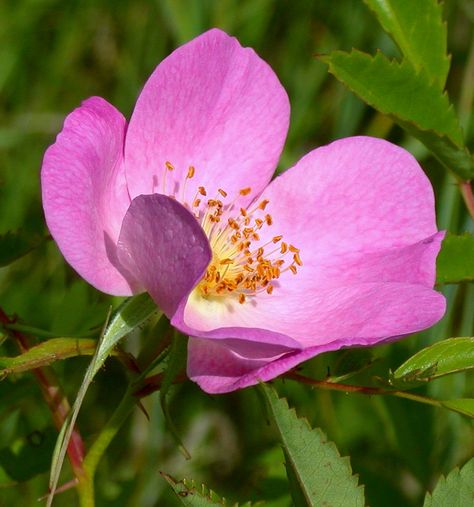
(459, 180, 474, 223)
(284, 371, 386, 394)
(0, 308, 85, 475)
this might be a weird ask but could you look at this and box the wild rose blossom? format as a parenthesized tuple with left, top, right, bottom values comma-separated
(41, 29, 445, 393)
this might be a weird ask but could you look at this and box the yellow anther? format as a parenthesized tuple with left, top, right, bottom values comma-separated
(165, 161, 174, 171)
(239, 293, 246, 304)
(187, 166, 195, 178)
(198, 186, 207, 196)
(240, 187, 252, 196)
(258, 199, 269, 210)
(218, 188, 227, 197)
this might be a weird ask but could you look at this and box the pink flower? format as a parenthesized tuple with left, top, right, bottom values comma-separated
(41, 29, 445, 393)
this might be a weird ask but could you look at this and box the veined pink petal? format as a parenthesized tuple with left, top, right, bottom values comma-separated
(116, 194, 212, 316)
(124, 28, 290, 208)
(185, 280, 445, 347)
(189, 283, 445, 394)
(188, 337, 342, 394)
(41, 97, 133, 295)
(261, 136, 438, 256)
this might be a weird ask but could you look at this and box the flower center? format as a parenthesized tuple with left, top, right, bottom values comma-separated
(162, 162, 302, 304)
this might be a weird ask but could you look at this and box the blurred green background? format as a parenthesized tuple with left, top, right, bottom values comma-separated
(0, 0, 473, 506)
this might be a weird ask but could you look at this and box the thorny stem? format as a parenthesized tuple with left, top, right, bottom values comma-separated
(284, 372, 443, 409)
(459, 180, 474, 223)
(0, 307, 85, 479)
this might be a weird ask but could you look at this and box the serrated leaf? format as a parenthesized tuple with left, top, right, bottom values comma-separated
(423, 456, 474, 506)
(160, 332, 190, 459)
(320, 50, 474, 179)
(0, 230, 46, 267)
(440, 399, 474, 419)
(436, 233, 474, 284)
(162, 473, 258, 507)
(0, 338, 98, 377)
(47, 293, 158, 507)
(364, 0, 449, 87)
(260, 384, 365, 507)
(392, 337, 474, 387)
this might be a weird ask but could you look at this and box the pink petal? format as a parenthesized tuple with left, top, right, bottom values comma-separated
(260, 136, 438, 257)
(116, 194, 212, 316)
(187, 337, 349, 394)
(41, 97, 133, 295)
(188, 283, 445, 393)
(124, 28, 290, 208)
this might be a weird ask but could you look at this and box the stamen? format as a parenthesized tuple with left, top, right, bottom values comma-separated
(171, 173, 303, 304)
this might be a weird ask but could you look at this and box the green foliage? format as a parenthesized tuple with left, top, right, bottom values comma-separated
(392, 337, 474, 386)
(363, 0, 449, 87)
(0, 427, 57, 482)
(261, 384, 365, 507)
(160, 332, 191, 459)
(439, 399, 474, 419)
(0, 338, 98, 377)
(47, 293, 158, 505)
(320, 50, 474, 179)
(162, 473, 257, 506)
(437, 233, 474, 283)
(0, 230, 45, 267)
(423, 457, 474, 506)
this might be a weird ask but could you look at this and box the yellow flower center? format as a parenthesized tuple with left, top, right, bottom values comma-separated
(163, 162, 302, 304)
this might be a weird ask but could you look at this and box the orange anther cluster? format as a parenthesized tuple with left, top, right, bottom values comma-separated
(161, 162, 302, 304)
(193, 183, 302, 303)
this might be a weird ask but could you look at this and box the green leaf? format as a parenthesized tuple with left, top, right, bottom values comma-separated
(439, 399, 474, 419)
(160, 332, 190, 459)
(260, 384, 365, 507)
(0, 230, 46, 267)
(47, 293, 158, 507)
(161, 473, 258, 506)
(436, 233, 474, 284)
(364, 0, 449, 87)
(392, 337, 474, 387)
(320, 50, 474, 179)
(423, 456, 474, 506)
(0, 338, 98, 377)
